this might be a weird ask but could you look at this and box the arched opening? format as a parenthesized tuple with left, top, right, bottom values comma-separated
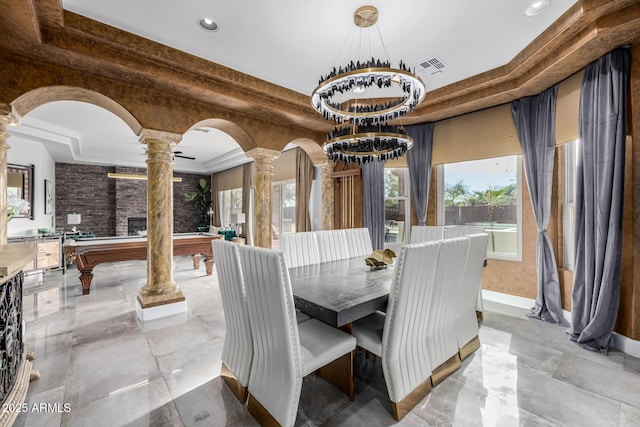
(182, 118, 257, 244)
(12, 86, 142, 135)
(7, 97, 145, 238)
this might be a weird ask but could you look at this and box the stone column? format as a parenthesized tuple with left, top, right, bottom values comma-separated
(0, 104, 20, 245)
(319, 160, 335, 231)
(137, 129, 184, 310)
(245, 148, 280, 248)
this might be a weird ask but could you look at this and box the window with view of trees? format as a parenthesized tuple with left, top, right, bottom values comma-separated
(219, 188, 243, 229)
(272, 179, 296, 244)
(384, 168, 410, 244)
(438, 155, 522, 260)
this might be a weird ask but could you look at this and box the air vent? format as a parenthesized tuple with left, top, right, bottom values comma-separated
(418, 56, 448, 75)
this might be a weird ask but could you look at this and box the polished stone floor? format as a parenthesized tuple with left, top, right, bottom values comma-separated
(14, 256, 640, 427)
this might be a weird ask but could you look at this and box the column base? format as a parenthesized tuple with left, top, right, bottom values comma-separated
(136, 291, 187, 321)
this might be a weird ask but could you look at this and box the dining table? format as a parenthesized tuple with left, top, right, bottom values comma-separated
(288, 256, 395, 331)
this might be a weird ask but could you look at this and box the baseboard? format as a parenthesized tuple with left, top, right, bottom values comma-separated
(482, 289, 534, 310)
(612, 333, 640, 358)
(481, 289, 640, 358)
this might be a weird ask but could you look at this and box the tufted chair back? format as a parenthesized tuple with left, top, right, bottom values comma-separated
(238, 245, 303, 427)
(444, 226, 477, 239)
(410, 225, 444, 243)
(213, 239, 253, 402)
(426, 237, 470, 369)
(455, 233, 489, 351)
(280, 231, 320, 268)
(381, 241, 441, 403)
(343, 227, 374, 258)
(316, 229, 350, 262)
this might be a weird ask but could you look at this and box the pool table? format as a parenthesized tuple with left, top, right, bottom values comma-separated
(63, 233, 222, 295)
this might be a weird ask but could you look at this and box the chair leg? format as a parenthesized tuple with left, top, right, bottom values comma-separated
(459, 335, 481, 361)
(247, 394, 281, 426)
(390, 376, 432, 421)
(220, 363, 248, 403)
(430, 354, 462, 387)
(316, 350, 355, 401)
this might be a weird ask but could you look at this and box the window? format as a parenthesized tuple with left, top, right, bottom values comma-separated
(219, 188, 243, 229)
(438, 155, 522, 261)
(563, 140, 579, 270)
(272, 179, 296, 241)
(384, 168, 410, 244)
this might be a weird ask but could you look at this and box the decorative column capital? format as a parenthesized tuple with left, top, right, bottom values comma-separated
(0, 104, 20, 141)
(139, 129, 181, 166)
(138, 128, 182, 145)
(245, 147, 281, 160)
(245, 147, 281, 175)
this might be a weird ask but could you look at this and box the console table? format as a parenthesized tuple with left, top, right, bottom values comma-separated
(0, 243, 36, 426)
(7, 234, 64, 275)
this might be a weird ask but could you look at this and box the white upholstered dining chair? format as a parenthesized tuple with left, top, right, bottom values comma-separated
(279, 231, 320, 268)
(443, 226, 477, 238)
(343, 227, 374, 258)
(238, 245, 356, 427)
(212, 239, 253, 403)
(443, 227, 488, 317)
(315, 229, 350, 262)
(352, 241, 441, 420)
(410, 225, 444, 243)
(427, 236, 470, 385)
(455, 233, 489, 360)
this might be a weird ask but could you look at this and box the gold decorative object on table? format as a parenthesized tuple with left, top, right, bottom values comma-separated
(365, 249, 396, 270)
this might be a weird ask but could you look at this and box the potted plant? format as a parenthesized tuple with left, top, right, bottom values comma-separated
(184, 178, 211, 231)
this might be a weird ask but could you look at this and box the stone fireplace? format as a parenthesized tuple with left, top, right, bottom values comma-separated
(128, 217, 147, 236)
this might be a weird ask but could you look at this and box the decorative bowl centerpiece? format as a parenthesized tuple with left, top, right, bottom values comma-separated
(365, 249, 396, 270)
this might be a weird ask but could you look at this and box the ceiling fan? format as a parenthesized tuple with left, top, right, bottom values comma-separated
(173, 150, 196, 160)
(140, 149, 196, 160)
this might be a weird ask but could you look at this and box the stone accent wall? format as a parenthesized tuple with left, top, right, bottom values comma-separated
(55, 163, 209, 236)
(55, 163, 116, 237)
(113, 166, 147, 236)
(174, 173, 211, 232)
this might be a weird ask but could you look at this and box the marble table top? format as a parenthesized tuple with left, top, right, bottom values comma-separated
(288, 256, 395, 328)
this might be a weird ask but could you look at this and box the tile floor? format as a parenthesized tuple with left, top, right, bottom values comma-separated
(13, 256, 640, 427)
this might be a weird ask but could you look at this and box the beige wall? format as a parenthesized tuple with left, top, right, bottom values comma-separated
(419, 73, 582, 306)
(215, 164, 244, 191)
(214, 148, 299, 191)
(422, 63, 640, 341)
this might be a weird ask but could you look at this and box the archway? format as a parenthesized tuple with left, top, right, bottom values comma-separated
(12, 86, 143, 135)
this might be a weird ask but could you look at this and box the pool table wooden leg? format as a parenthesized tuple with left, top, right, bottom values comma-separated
(79, 268, 94, 295)
(204, 258, 214, 276)
(192, 254, 201, 270)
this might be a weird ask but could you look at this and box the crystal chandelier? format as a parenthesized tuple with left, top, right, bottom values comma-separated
(311, 6, 426, 164)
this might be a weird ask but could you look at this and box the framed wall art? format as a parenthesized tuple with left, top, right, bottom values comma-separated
(44, 179, 53, 214)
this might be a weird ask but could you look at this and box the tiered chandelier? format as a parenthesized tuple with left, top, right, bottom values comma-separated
(311, 6, 426, 164)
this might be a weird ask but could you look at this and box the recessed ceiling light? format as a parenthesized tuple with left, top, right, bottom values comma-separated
(197, 17, 219, 32)
(525, 0, 551, 16)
